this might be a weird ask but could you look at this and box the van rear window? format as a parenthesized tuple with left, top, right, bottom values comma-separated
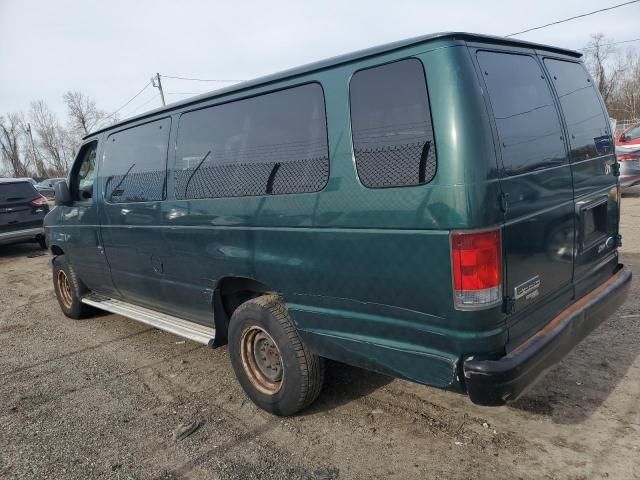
(477, 51, 566, 175)
(349, 58, 436, 188)
(174, 83, 329, 200)
(543, 59, 612, 160)
(103, 118, 170, 203)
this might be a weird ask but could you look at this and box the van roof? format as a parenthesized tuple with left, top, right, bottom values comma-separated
(88, 31, 581, 139)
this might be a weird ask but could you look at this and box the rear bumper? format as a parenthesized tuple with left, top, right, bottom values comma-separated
(463, 264, 631, 406)
(0, 227, 44, 245)
(619, 159, 640, 188)
(620, 174, 640, 188)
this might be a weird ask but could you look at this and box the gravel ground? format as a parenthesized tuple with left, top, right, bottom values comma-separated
(1, 188, 640, 480)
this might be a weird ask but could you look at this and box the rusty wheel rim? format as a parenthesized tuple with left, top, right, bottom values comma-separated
(57, 270, 73, 309)
(240, 326, 283, 395)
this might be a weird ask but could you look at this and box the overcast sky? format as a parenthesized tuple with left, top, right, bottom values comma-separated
(1, 0, 639, 121)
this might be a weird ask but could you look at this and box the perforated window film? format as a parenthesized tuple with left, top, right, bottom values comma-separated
(175, 83, 329, 199)
(350, 59, 436, 188)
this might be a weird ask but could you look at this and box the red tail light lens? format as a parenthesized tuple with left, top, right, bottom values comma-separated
(451, 229, 502, 309)
(31, 196, 48, 206)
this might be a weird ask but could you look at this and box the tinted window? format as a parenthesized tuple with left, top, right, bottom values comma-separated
(175, 83, 329, 199)
(0, 182, 36, 202)
(103, 118, 170, 203)
(350, 59, 436, 188)
(477, 51, 566, 175)
(70, 142, 97, 202)
(544, 59, 612, 160)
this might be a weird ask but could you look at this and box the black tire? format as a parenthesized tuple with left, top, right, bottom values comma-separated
(37, 235, 47, 250)
(52, 255, 95, 319)
(228, 294, 325, 416)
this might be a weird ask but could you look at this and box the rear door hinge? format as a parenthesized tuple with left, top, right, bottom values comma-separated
(611, 162, 620, 177)
(499, 192, 510, 213)
(503, 296, 516, 315)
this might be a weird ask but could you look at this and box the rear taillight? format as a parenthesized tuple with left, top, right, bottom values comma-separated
(31, 196, 48, 207)
(451, 229, 502, 310)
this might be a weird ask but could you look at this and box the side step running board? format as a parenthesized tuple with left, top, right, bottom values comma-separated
(81, 294, 216, 345)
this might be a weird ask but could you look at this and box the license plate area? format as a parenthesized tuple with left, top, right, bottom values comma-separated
(580, 198, 608, 253)
(0, 212, 23, 225)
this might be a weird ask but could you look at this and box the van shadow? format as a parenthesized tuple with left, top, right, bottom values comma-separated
(302, 360, 393, 415)
(0, 242, 47, 259)
(509, 265, 640, 424)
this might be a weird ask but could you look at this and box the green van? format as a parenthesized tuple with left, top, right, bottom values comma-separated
(45, 32, 631, 415)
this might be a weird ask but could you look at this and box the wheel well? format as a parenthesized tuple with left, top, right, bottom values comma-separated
(50, 245, 64, 256)
(212, 276, 272, 347)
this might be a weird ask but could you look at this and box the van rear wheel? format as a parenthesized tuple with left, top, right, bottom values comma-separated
(52, 255, 95, 319)
(228, 294, 324, 416)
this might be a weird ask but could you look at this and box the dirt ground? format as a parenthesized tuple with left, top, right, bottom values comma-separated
(1, 190, 640, 480)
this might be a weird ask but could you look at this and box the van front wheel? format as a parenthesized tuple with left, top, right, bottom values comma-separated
(52, 255, 95, 320)
(228, 295, 324, 416)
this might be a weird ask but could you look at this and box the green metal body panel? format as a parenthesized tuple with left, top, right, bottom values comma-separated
(45, 33, 619, 393)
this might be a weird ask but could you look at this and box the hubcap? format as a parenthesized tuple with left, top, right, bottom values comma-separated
(240, 326, 283, 394)
(57, 270, 73, 309)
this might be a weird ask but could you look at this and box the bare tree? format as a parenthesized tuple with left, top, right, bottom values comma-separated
(29, 100, 72, 176)
(0, 113, 30, 177)
(582, 33, 640, 123)
(584, 33, 622, 105)
(2, 93, 115, 177)
(63, 90, 109, 136)
(611, 49, 640, 120)
(16, 118, 48, 177)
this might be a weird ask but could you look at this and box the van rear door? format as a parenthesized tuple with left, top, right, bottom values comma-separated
(476, 50, 576, 341)
(542, 58, 618, 297)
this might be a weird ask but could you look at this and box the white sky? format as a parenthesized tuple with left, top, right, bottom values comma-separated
(1, 0, 639, 121)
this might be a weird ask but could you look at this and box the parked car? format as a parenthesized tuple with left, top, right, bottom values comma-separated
(45, 32, 630, 415)
(36, 177, 66, 199)
(615, 120, 640, 188)
(1, 178, 49, 248)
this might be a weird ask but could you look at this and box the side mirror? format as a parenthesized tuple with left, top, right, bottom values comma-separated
(54, 180, 72, 206)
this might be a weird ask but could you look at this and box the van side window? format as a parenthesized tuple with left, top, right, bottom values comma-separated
(543, 59, 613, 160)
(174, 83, 329, 199)
(477, 52, 566, 175)
(70, 141, 98, 202)
(103, 118, 170, 203)
(349, 58, 436, 188)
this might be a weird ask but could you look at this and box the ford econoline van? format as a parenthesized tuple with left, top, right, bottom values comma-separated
(45, 32, 631, 415)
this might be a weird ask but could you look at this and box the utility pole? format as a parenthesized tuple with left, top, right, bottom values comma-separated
(151, 72, 166, 106)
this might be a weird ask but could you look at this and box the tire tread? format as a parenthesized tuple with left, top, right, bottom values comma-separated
(52, 255, 95, 319)
(232, 294, 324, 414)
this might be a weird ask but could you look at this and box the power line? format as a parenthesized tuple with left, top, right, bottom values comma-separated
(161, 74, 244, 82)
(105, 81, 152, 119)
(506, 0, 640, 37)
(165, 92, 206, 95)
(580, 37, 640, 50)
(121, 93, 161, 118)
(125, 93, 161, 117)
